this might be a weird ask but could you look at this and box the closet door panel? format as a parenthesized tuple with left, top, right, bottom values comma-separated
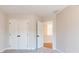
(37, 21, 43, 48)
(27, 19, 36, 49)
(19, 20, 28, 49)
(9, 20, 19, 49)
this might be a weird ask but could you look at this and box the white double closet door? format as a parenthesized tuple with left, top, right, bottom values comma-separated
(9, 19, 36, 49)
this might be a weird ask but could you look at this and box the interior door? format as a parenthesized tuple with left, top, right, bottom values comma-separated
(19, 20, 36, 49)
(9, 20, 19, 49)
(18, 20, 28, 49)
(9, 19, 36, 49)
(27, 19, 36, 49)
(37, 21, 44, 48)
(9, 20, 28, 49)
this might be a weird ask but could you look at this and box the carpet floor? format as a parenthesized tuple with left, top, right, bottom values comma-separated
(3, 48, 59, 53)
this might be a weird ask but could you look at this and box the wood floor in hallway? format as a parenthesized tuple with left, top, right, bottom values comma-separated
(43, 43, 52, 48)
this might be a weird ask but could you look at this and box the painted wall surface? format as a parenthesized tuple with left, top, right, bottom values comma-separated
(0, 11, 8, 51)
(56, 6, 79, 52)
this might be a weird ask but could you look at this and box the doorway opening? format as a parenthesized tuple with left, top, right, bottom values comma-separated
(43, 21, 53, 49)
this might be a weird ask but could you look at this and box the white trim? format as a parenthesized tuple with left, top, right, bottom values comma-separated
(53, 47, 56, 50)
(0, 47, 38, 53)
(0, 49, 5, 52)
(56, 49, 64, 53)
(0, 48, 16, 53)
(55, 6, 69, 15)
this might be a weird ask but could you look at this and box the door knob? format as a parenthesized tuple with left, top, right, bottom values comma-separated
(17, 35, 21, 37)
(37, 35, 39, 37)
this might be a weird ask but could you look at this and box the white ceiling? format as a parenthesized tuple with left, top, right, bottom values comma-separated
(0, 5, 67, 17)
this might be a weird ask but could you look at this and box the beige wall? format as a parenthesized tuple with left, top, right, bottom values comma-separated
(56, 6, 79, 52)
(0, 11, 8, 51)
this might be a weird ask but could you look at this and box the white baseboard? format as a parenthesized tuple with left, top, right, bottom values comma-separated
(0, 48, 64, 53)
(0, 47, 37, 52)
(0, 49, 5, 52)
(56, 49, 64, 53)
(0, 48, 16, 53)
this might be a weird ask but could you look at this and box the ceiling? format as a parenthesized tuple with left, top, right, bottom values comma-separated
(0, 5, 67, 17)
